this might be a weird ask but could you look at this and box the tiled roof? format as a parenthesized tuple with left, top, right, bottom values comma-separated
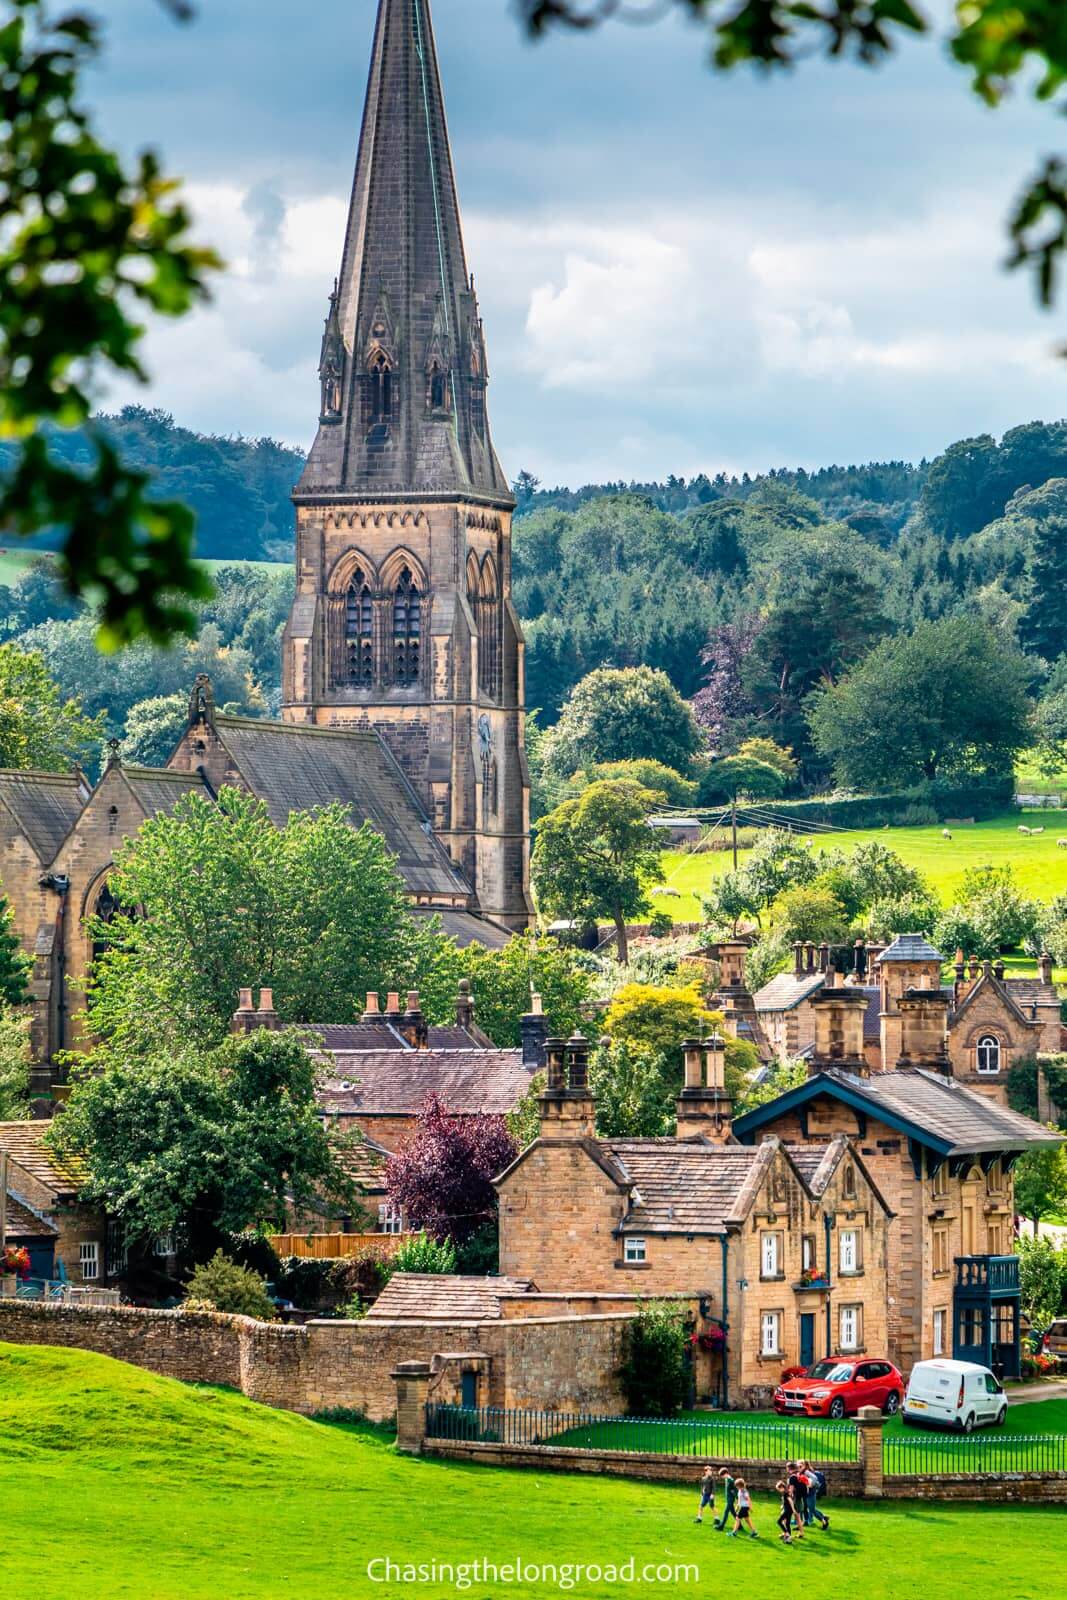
(213, 715, 472, 902)
(413, 907, 512, 951)
(330, 1132, 390, 1190)
(3, 1191, 58, 1240)
(123, 767, 206, 817)
(0, 1121, 87, 1196)
(876, 934, 944, 965)
(316, 1049, 535, 1117)
(784, 1142, 837, 1189)
(1002, 978, 1059, 1008)
(0, 770, 86, 864)
(823, 1069, 1062, 1155)
(313, 1021, 485, 1052)
(602, 1140, 770, 1235)
(366, 1273, 535, 1321)
(753, 971, 827, 1012)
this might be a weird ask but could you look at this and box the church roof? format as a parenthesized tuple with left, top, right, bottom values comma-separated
(0, 769, 87, 865)
(210, 713, 471, 902)
(121, 767, 206, 818)
(298, 0, 510, 504)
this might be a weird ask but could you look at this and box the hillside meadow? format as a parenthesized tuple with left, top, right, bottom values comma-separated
(656, 814, 1067, 924)
(0, 1343, 1062, 1600)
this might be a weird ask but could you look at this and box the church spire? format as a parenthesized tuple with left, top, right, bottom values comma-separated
(297, 0, 511, 505)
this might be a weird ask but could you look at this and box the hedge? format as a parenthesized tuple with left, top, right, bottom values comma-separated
(721, 777, 1015, 832)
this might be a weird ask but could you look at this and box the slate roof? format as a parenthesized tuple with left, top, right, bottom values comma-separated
(415, 907, 511, 951)
(316, 1049, 536, 1117)
(734, 1068, 1063, 1156)
(330, 1132, 390, 1191)
(783, 1142, 837, 1190)
(313, 1021, 485, 1052)
(366, 1273, 535, 1322)
(0, 770, 86, 864)
(0, 1121, 87, 1197)
(1002, 978, 1059, 1009)
(123, 767, 206, 817)
(297, 0, 511, 502)
(600, 1141, 772, 1236)
(876, 934, 944, 964)
(753, 971, 828, 1013)
(212, 715, 471, 902)
(3, 1191, 59, 1240)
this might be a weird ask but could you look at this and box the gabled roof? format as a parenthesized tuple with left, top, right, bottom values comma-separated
(121, 767, 206, 818)
(733, 1068, 1063, 1157)
(209, 714, 472, 903)
(316, 1048, 535, 1118)
(331, 1130, 391, 1191)
(753, 970, 827, 1013)
(601, 1140, 772, 1236)
(876, 934, 944, 965)
(1003, 977, 1060, 1009)
(784, 1134, 893, 1215)
(366, 1273, 535, 1322)
(3, 1190, 59, 1240)
(313, 1020, 485, 1052)
(0, 1121, 87, 1198)
(0, 769, 87, 865)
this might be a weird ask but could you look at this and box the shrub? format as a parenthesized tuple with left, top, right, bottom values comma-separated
(895, 803, 938, 827)
(392, 1231, 457, 1274)
(224, 1229, 283, 1281)
(275, 1256, 336, 1308)
(646, 909, 675, 938)
(455, 1223, 499, 1276)
(621, 1299, 690, 1416)
(580, 759, 699, 808)
(184, 1251, 276, 1321)
(329, 1250, 395, 1304)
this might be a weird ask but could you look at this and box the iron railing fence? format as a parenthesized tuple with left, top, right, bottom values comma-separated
(425, 1404, 859, 1463)
(885, 1430, 1067, 1476)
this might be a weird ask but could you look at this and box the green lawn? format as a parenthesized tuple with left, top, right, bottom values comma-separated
(657, 813, 1067, 922)
(0, 547, 45, 586)
(1, 1344, 1063, 1600)
(551, 1399, 1067, 1471)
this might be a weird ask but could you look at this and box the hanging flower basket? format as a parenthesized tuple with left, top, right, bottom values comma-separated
(690, 1326, 726, 1353)
(2, 1246, 30, 1278)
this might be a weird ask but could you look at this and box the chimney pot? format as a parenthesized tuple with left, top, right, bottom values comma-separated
(406, 990, 420, 1012)
(257, 988, 274, 1013)
(237, 988, 253, 1013)
(364, 991, 380, 1014)
(386, 991, 401, 1015)
(531, 991, 544, 1016)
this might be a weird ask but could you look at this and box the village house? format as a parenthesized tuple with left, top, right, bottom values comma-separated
(0, 1122, 105, 1287)
(495, 1034, 892, 1409)
(753, 936, 1062, 1102)
(733, 964, 1063, 1378)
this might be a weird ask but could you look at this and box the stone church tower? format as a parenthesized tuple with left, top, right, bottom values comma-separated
(282, 0, 532, 929)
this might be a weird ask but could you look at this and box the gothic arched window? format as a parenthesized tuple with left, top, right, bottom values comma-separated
(976, 1035, 1002, 1075)
(476, 558, 501, 700)
(91, 882, 128, 965)
(429, 366, 447, 411)
(368, 351, 393, 426)
(393, 568, 422, 687)
(345, 571, 375, 687)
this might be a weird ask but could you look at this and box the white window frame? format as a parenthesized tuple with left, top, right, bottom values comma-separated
(760, 1232, 781, 1280)
(624, 1237, 647, 1265)
(153, 1234, 174, 1258)
(760, 1311, 780, 1357)
(976, 1036, 1002, 1075)
(933, 1308, 946, 1357)
(839, 1303, 861, 1352)
(839, 1228, 860, 1275)
(377, 1203, 404, 1236)
(79, 1241, 100, 1282)
(802, 1234, 816, 1273)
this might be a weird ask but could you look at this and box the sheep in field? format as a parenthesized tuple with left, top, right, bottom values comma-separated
(1059, 838, 1067, 849)
(941, 829, 952, 840)
(1019, 825, 1032, 835)
(1032, 826, 1045, 834)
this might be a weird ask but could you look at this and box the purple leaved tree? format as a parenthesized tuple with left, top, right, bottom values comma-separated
(385, 1095, 518, 1245)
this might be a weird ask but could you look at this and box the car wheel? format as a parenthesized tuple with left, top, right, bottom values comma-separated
(884, 1391, 901, 1416)
(995, 1407, 1007, 1427)
(961, 1412, 976, 1435)
(829, 1398, 846, 1420)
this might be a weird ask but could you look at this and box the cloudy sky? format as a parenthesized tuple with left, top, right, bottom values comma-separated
(94, 0, 1065, 486)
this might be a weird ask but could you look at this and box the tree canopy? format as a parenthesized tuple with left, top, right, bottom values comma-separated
(0, 642, 105, 771)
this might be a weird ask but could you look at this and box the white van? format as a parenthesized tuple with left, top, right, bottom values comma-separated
(902, 1359, 1007, 1432)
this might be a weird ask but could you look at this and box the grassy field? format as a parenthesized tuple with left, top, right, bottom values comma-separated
(1, 1344, 1063, 1600)
(657, 813, 1067, 922)
(0, 549, 292, 586)
(553, 1399, 1067, 1471)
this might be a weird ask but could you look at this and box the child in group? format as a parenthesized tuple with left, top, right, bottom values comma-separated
(797, 1459, 830, 1529)
(714, 1467, 737, 1530)
(776, 1479, 803, 1543)
(786, 1461, 808, 1532)
(694, 1466, 716, 1523)
(728, 1478, 759, 1539)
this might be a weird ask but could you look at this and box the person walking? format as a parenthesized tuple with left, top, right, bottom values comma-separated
(728, 1478, 759, 1539)
(713, 1467, 737, 1531)
(786, 1462, 807, 1532)
(775, 1479, 802, 1543)
(694, 1466, 716, 1523)
(798, 1460, 830, 1530)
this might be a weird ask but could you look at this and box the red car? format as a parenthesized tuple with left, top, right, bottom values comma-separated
(774, 1357, 905, 1419)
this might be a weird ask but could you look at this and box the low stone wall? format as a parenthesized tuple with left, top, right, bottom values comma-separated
(425, 1439, 864, 1497)
(883, 1474, 1067, 1503)
(0, 1300, 634, 1423)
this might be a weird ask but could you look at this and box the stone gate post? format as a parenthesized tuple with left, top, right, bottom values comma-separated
(855, 1404, 885, 1497)
(393, 1361, 432, 1454)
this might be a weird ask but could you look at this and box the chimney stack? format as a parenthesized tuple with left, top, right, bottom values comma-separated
(793, 942, 805, 979)
(455, 978, 475, 1031)
(231, 987, 280, 1034)
(537, 1033, 596, 1138)
(520, 992, 548, 1068)
(400, 990, 428, 1050)
(809, 984, 868, 1078)
(896, 987, 951, 1074)
(676, 1034, 732, 1142)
